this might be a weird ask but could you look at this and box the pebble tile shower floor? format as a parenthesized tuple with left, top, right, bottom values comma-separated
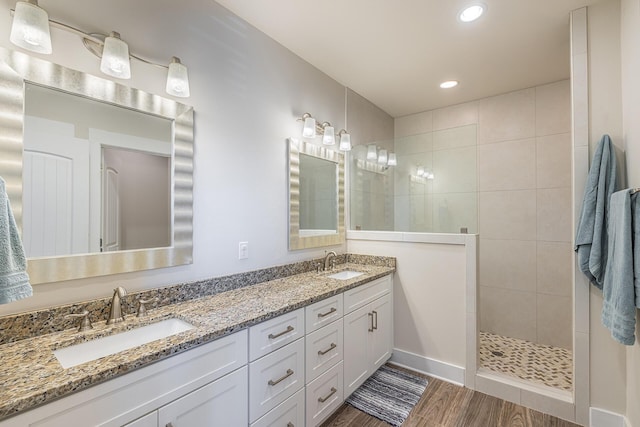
(479, 332, 573, 391)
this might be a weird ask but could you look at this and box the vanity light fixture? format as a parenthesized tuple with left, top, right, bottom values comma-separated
(338, 130, 352, 151)
(8, 1, 191, 97)
(100, 31, 131, 79)
(9, 0, 51, 54)
(367, 144, 378, 160)
(301, 113, 317, 138)
(321, 122, 335, 145)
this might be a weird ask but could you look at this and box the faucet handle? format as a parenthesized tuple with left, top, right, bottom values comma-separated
(137, 297, 158, 317)
(66, 310, 93, 332)
(330, 259, 336, 270)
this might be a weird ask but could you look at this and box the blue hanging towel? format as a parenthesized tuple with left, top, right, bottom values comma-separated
(575, 135, 618, 289)
(601, 189, 640, 345)
(0, 177, 32, 304)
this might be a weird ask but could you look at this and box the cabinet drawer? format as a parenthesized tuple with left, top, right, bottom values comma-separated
(249, 308, 305, 361)
(343, 275, 391, 314)
(249, 338, 305, 423)
(305, 361, 344, 427)
(305, 318, 343, 383)
(305, 294, 343, 333)
(250, 388, 305, 427)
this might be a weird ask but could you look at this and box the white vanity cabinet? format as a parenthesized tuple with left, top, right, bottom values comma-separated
(343, 275, 393, 398)
(0, 330, 248, 427)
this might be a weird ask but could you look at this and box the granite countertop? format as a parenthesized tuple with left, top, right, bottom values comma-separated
(0, 262, 394, 420)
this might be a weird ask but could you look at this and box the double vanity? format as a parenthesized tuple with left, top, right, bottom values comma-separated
(0, 256, 395, 427)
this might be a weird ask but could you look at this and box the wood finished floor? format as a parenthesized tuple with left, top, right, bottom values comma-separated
(321, 366, 581, 427)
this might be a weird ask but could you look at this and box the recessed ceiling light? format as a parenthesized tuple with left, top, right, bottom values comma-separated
(459, 3, 486, 22)
(440, 80, 459, 89)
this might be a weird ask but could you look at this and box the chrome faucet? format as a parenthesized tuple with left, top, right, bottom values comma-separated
(323, 251, 337, 271)
(107, 286, 127, 325)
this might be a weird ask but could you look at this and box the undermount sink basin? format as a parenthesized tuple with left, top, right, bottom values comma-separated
(54, 318, 195, 369)
(327, 270, 364, 280)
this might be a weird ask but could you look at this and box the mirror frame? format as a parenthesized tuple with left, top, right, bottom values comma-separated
(0, 48, 193, 284)
(288, 138, 344, 250)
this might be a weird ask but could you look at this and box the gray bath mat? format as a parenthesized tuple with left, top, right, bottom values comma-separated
(345, 364, 428, 426)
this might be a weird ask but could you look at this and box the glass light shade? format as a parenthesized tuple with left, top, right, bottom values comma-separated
(322, 125, 335, 145)
(378, 149, 388, 165)
(387, 152, 397, 166)
(166, 57, 190, 97)
(417, 166, 425, 177)
(302, 116, 316, 138)
(100, 32, 131, 79)
(367, 144, 377, 160)
(339, 132, 351, 151)
(10, 0, 52, 54)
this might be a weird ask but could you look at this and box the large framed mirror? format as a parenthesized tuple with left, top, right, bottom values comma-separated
(288, 138, 344, 250)
(0, 48, 193, 284)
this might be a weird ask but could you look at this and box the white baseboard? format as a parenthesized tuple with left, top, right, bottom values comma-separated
(590, 407, 628, 427)
(390, 348, 465, 386)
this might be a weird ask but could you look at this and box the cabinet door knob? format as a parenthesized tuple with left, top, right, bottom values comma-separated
(268, 368, 294, 386)
(166, 423, 174, 427)
(318, 387, 337, 403)
(317, 307, 337, 318)
(318, 342, 337, 355)
(287, 423, 294, 427)
(372, 310, 378, 330)
(368, 312, 374, 332)
(268, 325, 294, 339)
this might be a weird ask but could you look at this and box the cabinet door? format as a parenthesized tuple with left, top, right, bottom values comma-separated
(343, 304, 373, 398)
(124, 411, 157, 427)
(158, 366, 248, 427)
(369, 293, 392, 371)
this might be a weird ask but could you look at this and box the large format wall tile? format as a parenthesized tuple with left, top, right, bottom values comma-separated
(480, 286, 537, 342)
(537, 294, 572, 349)
(432, 192, 477, 233)
(479, 88, 536, 144)
(480, 239, 537, 292)
(433, 124, 477, 151)
(479, 190, 537, 240)
(395, 132, 433, 155)
(478, 138, 536, 191)
(395, 111, 432, 138)
(433, 101, 479, 131)
(536, 188, 572, 242)
(537, 241, 572, 297)
(536, 133, 572, 189)
(535, 80, 571, 136)
(432, 146, 477, 193)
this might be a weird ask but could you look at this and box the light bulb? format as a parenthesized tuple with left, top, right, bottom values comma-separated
(459, 4, 485, 22)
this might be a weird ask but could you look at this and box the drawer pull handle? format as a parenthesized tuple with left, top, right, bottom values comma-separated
(268, 325, 294, 339)
(373, 310, 378, 330)
(318, 387, 337, 403)
(318, 307, 337, 318)
(368, 312, 374, 332)
(268, 369, 294, 386)
(166, 423, 174, 427)
(287, 423, 294, 427)
(318, 342, 337, 355)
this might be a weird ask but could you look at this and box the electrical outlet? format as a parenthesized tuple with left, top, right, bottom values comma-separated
(238, 242, 249, 260)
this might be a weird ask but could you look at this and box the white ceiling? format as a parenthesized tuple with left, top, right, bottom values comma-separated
(214, 0, 598, 117)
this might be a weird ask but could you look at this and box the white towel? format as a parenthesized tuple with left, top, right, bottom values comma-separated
(0, 177, 32, 304)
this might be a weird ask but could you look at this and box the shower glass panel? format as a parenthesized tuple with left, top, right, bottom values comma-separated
(349, 124, 477, 234)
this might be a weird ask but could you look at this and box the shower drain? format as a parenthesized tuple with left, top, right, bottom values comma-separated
(491, 350, 505, 357)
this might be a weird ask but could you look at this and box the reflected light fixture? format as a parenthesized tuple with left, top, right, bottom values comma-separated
(100, 31, 131, 79)
(9, 1, 191, 97)
(378, 149, 388, 165)
(417, 166, 426, 177)
(338, 130, 351, 151)
(9, 0, 51, 54)
(322, 123, 335, 145)
(367, 144, 378, 160)
(459, 3, 486, 22)
(387, 152, 397, 166)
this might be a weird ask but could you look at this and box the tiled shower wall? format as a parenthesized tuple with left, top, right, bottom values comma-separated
(395, 80, 572, 349)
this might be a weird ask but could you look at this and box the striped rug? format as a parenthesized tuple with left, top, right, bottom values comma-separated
(345, 365, 428, 426)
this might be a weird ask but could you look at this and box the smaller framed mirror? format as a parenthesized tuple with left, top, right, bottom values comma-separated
(288, 138, 344, 250)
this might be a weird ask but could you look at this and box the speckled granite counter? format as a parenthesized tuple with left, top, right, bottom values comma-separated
(0, 260, 394, 420)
